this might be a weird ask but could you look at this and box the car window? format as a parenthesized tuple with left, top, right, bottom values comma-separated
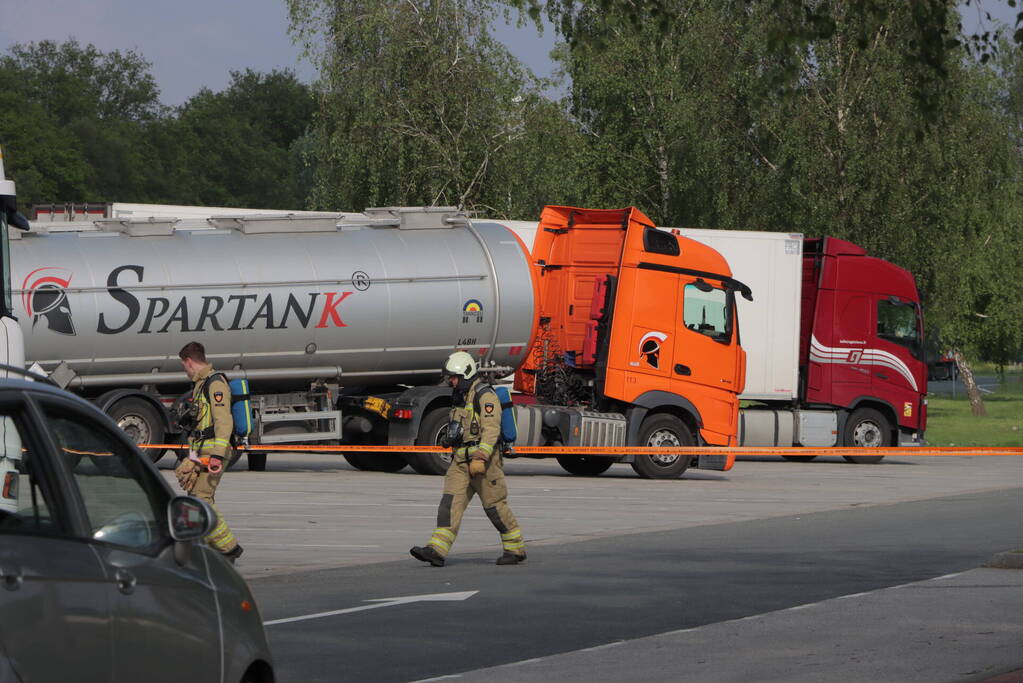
(0, 414, 60, 535)
(43, 408, 168, 552)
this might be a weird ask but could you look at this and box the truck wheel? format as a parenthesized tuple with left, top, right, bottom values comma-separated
(556, 455, 614, 476)
(406, 408, 453, 476)
(630, 414, 694, 479)
(842, 408, 889, 464)
(109, 398, 166, 464)
(343, 452, 408, 472)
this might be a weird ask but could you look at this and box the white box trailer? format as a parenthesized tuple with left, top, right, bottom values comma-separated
(671, 229, 804, 402)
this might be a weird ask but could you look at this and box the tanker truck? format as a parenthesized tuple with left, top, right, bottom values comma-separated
(9, 204, 747, 478)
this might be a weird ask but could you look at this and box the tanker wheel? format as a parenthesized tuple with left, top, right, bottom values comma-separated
(630, 414, 694, 479)
(109, 398, 167, 464)
(556, 455, 614, 476)
(842, 408, 889, 464)
(782, 455, 817, 462)
(343, 452, 409, 473)
(406, 408, 453, 476)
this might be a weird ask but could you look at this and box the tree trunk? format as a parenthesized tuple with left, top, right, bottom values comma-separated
(952, 350, 986, 417)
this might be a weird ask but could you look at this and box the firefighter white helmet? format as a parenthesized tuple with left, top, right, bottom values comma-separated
(443, 350, 478, 380)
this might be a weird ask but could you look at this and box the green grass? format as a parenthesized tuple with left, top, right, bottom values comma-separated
(967, 361, 1023, 376)
(926, 379, 1023, 447)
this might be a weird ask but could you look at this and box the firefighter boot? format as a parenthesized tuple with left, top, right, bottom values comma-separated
(410, 545, 446, 567)
(496, 551, 527, 565)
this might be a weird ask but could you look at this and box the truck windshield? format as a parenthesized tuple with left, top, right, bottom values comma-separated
(0, 212, 10, 317)
(877, 298, 921, 357)
(683, 283, 732, 343)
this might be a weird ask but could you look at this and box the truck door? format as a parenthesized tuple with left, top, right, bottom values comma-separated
(673, 278, 738, 393)
(622, 266, 676, 389)
(872, 297, 924, 428)
(813, 292, 872, 406)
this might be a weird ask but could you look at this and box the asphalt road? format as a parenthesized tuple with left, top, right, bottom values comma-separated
(245, 482, 1023, 682)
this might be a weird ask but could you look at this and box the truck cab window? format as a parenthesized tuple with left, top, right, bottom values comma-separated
(0, 211, 10, 316)
(683, 283, 731, 343)
(877, 299, 921, 356)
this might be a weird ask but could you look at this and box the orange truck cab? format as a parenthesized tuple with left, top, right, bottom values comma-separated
(513, 206, 750, 478)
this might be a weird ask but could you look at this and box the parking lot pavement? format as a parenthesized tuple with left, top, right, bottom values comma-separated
(159, 453, 1023, 578)
(447, 567, 1023, 683)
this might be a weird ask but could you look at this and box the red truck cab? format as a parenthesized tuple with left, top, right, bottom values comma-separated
(801, 237, 927, 444)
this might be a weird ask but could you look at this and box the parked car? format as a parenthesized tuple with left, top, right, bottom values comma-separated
(0, 374, 273, 683)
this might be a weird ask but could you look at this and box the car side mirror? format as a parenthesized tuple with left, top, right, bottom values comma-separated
(168, 496, 216, 542)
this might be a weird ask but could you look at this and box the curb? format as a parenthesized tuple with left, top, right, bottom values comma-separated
(984, 551, 1023, 570)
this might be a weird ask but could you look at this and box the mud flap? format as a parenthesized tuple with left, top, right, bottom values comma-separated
(697, 451, 734, 471)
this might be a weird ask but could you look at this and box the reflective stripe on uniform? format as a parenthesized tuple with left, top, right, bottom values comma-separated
(428, 527, 456, 555)
(501, 528, 524, 553)
(197, 438, 231, 452)
(477, 442, 494, 455)
(205, 503, 237, 553)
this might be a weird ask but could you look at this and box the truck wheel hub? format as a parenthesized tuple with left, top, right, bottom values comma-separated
(647, 430, 681, 465)
(852, 422, 882, 447)
(117, 415, 150, 444)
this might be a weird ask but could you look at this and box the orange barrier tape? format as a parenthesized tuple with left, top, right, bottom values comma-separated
(138, 444, 1023, 457)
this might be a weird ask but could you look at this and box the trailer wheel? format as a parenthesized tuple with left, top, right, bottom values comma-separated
(406, 408, 453, 476)
(556, 455, 614, 476)
(842, 408, 889, 464)
(630, 414, 694, 479)
(109, 398, 166, 464)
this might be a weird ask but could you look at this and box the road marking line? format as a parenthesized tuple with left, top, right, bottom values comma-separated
(578, 641, 625, 652)
(265, 591, 478, 626)
(508, 658, 545, 666)
(245, 543, 380, 548)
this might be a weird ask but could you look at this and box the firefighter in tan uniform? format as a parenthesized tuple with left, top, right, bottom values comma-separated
(174, 341, 243, 563)
(411, 351, 526, 567)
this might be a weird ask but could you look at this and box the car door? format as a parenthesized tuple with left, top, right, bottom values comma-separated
(37, 397, 221, 683)
(0, 398, 113, 683)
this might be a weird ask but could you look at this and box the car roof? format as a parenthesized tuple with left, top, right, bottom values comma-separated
(0, 377, 95, 403)
(0, 378, 134, 429)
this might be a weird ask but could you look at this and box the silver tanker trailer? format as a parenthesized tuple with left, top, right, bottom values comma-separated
(11, 206, 537, 473)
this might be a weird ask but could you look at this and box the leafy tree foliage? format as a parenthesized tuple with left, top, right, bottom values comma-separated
(287, 0, 580, 215)
(0, 41, 316, 209)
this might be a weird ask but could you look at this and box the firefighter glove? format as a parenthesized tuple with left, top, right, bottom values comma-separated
(174, 458, 200, 493)
(468, 457, 487, 477)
